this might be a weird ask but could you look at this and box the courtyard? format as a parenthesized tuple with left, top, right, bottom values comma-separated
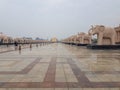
(0, 43, 119, 90)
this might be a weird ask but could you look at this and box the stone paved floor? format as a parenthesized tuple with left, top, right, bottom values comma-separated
(0, 43, 120, 90)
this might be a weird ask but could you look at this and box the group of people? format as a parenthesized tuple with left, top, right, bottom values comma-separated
(14, 41, 33, 51)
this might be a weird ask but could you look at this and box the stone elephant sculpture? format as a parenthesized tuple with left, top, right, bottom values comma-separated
(69, 35, 77, 44)
(2, 36, 8, 43)
(90, 25, 116, 45)
(62, 38, 69, 43)
(76, 32, 92, 44)
(0, 33, 9, 43)
(14, 38, 24, 43)
(0, 33, 4, 43)
(7, 37, 14, 43)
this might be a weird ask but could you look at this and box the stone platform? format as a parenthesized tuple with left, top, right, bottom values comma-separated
(63, 43, 88, 46)
(0, 43, 120, 90)
(87, 44, 120, 50)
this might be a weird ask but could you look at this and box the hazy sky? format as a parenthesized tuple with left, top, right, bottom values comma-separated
(0, 0, 120, 40)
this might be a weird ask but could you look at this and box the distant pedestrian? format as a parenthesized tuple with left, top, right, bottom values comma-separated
(36, 44, 38, 47)
(19, 45, 21, 51)
(30, 43, 32, 48)
(30, 44, 32, 51)
(14, 41, 18, 50)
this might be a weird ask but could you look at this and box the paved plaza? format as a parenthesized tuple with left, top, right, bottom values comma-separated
(0, 43, 120, 90)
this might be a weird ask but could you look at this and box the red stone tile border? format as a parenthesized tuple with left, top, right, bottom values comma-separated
(0, 49, 15, 54)
(42, 57, 56, 88)
(84, 71, 120, 74)
(66, 58, 120, 88)
(0, 57, 120, 88)
(0, 58, 41, 74)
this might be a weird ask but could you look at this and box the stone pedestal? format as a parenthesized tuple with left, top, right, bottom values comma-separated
(87, 44, 120, 50)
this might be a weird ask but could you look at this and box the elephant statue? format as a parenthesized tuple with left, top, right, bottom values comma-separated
(90, 25, 116, 45)
(7, 37, 14, 43)
(14, 38, 24, 43)
(0, 33, 9, 43)
(0, 33, 5, 43)
(2, 36, 8, 43)
(63, 38, 68, 43)
(69, 35, 77, 44)
(76, 32, 92, 44)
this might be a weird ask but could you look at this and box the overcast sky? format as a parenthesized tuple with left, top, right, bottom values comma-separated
(0, 0, 120, 40)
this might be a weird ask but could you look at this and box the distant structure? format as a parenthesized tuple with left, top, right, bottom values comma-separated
(51, 37, 58, 43)
(23, 37, 33, 40)
(35, 37, 42, 40)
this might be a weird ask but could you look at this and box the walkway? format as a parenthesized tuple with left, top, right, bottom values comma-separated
(0, 43, 120, 90)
